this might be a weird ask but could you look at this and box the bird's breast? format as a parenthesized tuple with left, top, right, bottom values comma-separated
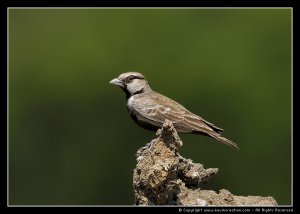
(126, 96, 135, 114)
(126, 95, 161, 131)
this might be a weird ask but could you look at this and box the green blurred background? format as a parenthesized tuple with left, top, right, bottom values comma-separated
(9, 9, 291, 205)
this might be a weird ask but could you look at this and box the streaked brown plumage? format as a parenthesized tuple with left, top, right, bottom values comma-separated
(109, 72, 239, 150)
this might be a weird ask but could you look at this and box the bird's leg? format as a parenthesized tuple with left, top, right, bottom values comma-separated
(148, 140, 155, 150)
(141, 140, 154, 151)
(147, 140, 155, 163)
(136, 140, 156, 163)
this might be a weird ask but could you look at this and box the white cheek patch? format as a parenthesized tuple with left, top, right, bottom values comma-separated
(127, 80, 144, 94)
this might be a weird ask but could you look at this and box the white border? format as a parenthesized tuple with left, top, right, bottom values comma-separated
(290, 7, 293, 208)
(8, 7, 292, 9)
(7, 7, 293, 207)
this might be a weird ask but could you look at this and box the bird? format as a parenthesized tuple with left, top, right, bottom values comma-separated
(109, 72, 239, 150)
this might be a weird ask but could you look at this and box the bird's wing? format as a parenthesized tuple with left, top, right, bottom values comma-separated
(184, 111, 224, 134)
(131, 92, 185, 124)
(131, 92, 218, 134)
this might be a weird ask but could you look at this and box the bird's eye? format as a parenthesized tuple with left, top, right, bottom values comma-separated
(125, 75, 143, 84)
(127, 76, 136, 83)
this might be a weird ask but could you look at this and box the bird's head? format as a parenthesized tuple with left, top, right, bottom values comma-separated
(109, 72, 152, 97)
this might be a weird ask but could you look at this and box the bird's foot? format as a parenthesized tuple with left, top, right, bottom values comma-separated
(136, 140, 155, 157)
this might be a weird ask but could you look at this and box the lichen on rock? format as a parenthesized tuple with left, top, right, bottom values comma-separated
(133, 119, 277, 206)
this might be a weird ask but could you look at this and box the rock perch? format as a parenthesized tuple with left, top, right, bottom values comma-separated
(133, 119, 277, 206)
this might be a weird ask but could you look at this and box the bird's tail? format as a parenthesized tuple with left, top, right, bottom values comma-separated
(209, 134, 239, 150)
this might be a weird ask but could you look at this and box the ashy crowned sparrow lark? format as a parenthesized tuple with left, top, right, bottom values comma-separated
(109, 72, 238, 150)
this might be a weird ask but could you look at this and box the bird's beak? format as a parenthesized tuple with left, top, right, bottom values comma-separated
(109, 78, 124, 87)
